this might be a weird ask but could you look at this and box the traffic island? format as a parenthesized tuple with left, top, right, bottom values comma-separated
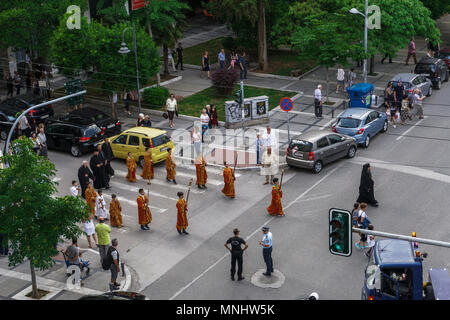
(250, 269, 285, 289)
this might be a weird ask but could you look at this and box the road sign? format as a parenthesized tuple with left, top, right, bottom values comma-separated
(329, 208, 352, 257)
(131, 0, 148, 11)
(280, 97, 294, 112)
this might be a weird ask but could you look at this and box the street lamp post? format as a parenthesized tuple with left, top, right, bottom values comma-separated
(350, 0, 368, 83)
(118, 23, 142, 114)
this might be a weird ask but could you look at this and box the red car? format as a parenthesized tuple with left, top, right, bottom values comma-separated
(439, 48, 450, 68)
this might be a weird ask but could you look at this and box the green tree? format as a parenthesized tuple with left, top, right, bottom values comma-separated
(0, 138, 90, 299)
(420, 0, 450, 19)
(0, 0, 87, 60)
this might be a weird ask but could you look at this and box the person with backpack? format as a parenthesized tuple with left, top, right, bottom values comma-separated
(351, 202, 360, 228)
(102, 238, 121, 291)
(355, 203, 371, 249)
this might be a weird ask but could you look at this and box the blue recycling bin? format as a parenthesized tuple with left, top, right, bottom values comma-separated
(346, 83, 374, 108)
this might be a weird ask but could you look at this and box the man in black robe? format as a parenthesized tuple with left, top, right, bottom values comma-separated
(357, 163, 378, 207)
(100, 138, 115, 177)
(78, 160, 94, 199)
(90, 150, 107, 190)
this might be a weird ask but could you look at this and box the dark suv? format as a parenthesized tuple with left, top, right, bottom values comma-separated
(59, 107, 121, 137)
(0, 105, 20, 140)
(45, 117, 104, 157)
(414, 57, 449, 89)
(0, 94, 54, 127)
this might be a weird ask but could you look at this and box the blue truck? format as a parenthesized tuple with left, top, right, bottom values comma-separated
(361, 239, 450, 300)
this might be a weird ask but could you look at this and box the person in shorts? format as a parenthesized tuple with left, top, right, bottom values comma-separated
(165, 93, 177, 128)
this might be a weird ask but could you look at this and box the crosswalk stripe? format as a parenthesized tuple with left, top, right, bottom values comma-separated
(102, 193, 168, 213)
(175, 171, 222, 186)
(109, 181, 179, 201)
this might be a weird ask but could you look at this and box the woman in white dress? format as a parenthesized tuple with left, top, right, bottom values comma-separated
(95, 190, 108, 220)
(83, 217, 97, 248)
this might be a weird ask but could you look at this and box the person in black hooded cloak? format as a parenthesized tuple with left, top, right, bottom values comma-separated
(357, 163, 378, 207)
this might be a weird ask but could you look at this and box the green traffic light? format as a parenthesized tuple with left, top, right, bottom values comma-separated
(328, 208, 352, 257)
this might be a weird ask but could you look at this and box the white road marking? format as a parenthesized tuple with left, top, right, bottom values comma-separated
(395, 117, 427, 141)
(279, 81, 298, 91)
(109, 181, 179, 201)
(168, 165, 342, 300)
(297, 194, 333, 202)
(102, 193, 168, 213)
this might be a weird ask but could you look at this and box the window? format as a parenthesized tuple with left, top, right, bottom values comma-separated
(316, 137, 329, 148)
(113, 134, 128, 144)
(327, 134, 343, 145)
(46, 125, 65, 134)
(128, 135, 140, 146)
(380, 268, 413, 300)
(142, 138, 151, 149)
(419, 76, 428, 83)
(82, 124, 101, 138)
(370, 111, 379, 120)
(411, 77, 420, 86)
(151, 134, 171, 147)
(337, 118, 361, 128)
(289, 139, 312, 152)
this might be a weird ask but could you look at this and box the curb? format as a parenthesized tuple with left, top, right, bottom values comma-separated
(247, 65, 321, 81)
(141, 76, 183, 91)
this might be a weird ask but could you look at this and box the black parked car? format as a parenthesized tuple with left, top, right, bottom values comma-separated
(414, 57, 449, 89)
(0, 104, 19, 140)
(59, 107, 121, 137)
(0, 94, 54, 127)
(45, 117, 104, 157)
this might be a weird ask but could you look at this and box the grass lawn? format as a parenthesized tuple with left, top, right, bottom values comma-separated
(164, 85, 294, 122)
(182, 37, 317, 77)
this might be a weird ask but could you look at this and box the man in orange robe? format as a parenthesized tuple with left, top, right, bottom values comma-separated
(109, 194, 123, 228)
(84, 182, 97, 215)
(140, 148, 154, 182)
(267, 177, 284, 216)
(176, 191, 189, 235)
(195, 155, 208, 189)
(126, 152, 137, 182)
(165, 148, 176, 184)
(221, 162, 235, 198)
(137, 188, 152, 231)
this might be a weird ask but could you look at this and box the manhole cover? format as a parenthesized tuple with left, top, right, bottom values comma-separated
(251, 269, 285, 289)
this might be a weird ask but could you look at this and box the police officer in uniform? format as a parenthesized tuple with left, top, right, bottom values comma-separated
(224, 228, 248, 281)
(260, 226, 273, 276)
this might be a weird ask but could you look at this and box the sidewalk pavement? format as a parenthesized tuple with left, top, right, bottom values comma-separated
(0, 238, 136, 300)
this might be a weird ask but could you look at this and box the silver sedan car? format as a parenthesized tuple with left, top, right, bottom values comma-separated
(286, 130, 357, 173)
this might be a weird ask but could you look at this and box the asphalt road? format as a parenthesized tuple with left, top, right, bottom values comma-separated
(30, 70, 450, 300)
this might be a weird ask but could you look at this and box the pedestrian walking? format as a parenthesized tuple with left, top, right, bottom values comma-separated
(140, 148, 154, 182)
(175, 42, 184, 71)
(90, 150, 107, 189)
(381, 53, 392, 64)
(314, 85, 323, 118)
(400, 98, 410, 125)
(355, 202, 371, 249)
(262, 126, 278, 151)
(347, 68, 356, 89)
(136, 113, 144, 127)
(84, 182, 97, 216)
(256, 133, 262, 165)
(123, 88, 132, 117)
(267, 177, 284, 217)
(30, 132, 41, 153)
(192, 127, 202, 156)
(106, 238, 121, 291)
(19, 111, 32, 137)
(260, 226, 273, 276)
(137, 188, 152, 231)
(365, 224, 376, 257)
(0, 233, 8, 256)
(195, 154, 208, 189)
(261, 147, 278, 185)
(221, 162, 235, 198)
(224, 228, 248, 281)
(83, 214, 97, 248)
(176, 191, 189, 235)
(210, 105, 218, 128)
(126, 152, 137, 183)
(78, 161, 94, 199)
(70, 180, 81, 197)
(336, 65, 345, 93)
(95, 217, 111, 264)
(385, 82, 397, 128)
(97, 145, 111, 189)
(168, 48, 176, 72)
(96, 190, 108, 220)
(351, 202, 360, 229)
(230, 50, 239, 70)
(394, 80, 406, 115)
(201, 51, 210, 79)
(205, 104, 212, 129)
(109, 194, 123, 228)
(405, 37, 418, 65)
(101, 138, 115, 178)
(356, 163, 378, 207)
(165, 93, 178, 128)
(13, 71, 21, 95)
(200, 108, 210, 142)
(239, 52, 247, 80)
(37, 127, 48, 158)
(412, 88, 425, 119)
(218, 48, 226, 70)
(165, 148, 177, 184)
(142, 115, 152, 127)
(6, 74, 13, 97)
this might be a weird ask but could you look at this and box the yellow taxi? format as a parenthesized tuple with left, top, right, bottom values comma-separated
(107, 127, 174, 167)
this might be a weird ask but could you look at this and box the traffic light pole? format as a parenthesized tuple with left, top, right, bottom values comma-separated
(4, 90, 86, 156)
(353, 228, 450, 249)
